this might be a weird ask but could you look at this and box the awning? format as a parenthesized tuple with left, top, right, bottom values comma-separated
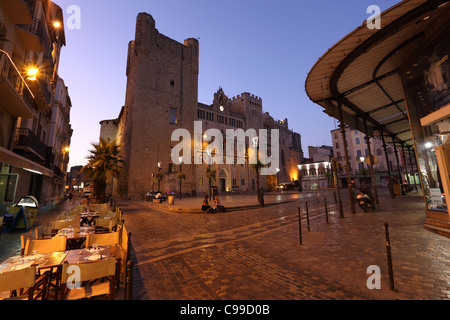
(305, 0, 450, 147)
(0, 146, 53, 177)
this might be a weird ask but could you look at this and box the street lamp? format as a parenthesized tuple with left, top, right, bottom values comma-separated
(179, 156, 183, 200)
(276, 168, 280, 186)
(206, 149, 212, 199)
(157, 162, 162, 191)
(27, 67, 38, 81)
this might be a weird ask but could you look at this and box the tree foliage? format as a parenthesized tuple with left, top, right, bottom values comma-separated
(81, 138, 124, 202)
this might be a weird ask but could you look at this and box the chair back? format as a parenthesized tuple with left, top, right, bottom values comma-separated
(33, 226, 42, 240)
(24, 237, 67, 255)
(53, 219, 75, 231)
(86, 231, 119, 248)
(20, 231, 33, 256)
(61, 257, 117, 283)
(119, 225, 131, 283)
(0, 264, 36, 294)
(95, 218, 115, 231)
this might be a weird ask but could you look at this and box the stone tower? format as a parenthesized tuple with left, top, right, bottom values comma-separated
(118, 13, 199, 200)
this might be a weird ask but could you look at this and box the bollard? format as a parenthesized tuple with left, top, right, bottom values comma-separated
(306, 202, 310, 232)
(125, 260, 134, 300)
(324, 197, 329, 224)
(384, 223, 396, 292)
(298, 207, 302, 245)
(333, 191, 337, 205)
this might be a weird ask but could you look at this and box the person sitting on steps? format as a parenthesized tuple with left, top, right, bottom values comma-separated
(202, 195, 211, 212)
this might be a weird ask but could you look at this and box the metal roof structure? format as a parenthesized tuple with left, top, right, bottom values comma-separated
(305, 0, 450, 149)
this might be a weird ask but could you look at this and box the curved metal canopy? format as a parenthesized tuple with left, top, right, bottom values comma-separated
(305, 0, 450, 149)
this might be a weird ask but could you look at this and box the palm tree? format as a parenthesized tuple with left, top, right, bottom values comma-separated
(81, 138, 124, 203)
(251, 160, 264, 203)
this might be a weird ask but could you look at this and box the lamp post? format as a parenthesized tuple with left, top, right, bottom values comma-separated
(179, 156, 183, 201)
(207, 148, 212, 200)
(276, 168, 280, 188)
(157, 162, 162, 191)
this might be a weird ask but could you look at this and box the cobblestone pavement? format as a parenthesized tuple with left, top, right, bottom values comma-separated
(120, 188, 450, 301)
(2, 189, 450, 302)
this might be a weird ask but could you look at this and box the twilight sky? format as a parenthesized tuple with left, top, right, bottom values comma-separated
(52, 0, 400, 168)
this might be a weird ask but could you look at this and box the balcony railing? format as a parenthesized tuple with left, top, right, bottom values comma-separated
(23, 0, 37, 18)
(17, 17, 48, 52)
(14, 128, 47, 160)
(0, 50, 36, 113)
(54, 165, 65, 179)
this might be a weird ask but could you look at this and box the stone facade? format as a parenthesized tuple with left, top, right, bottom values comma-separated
(107, 13, 303, 200)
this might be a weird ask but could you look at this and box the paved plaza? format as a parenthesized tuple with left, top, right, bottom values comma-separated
(2, 188, 450, 302)
(119, 188, 450, 300)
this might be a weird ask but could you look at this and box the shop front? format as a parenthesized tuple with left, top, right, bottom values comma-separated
(305, 0, 450, 235)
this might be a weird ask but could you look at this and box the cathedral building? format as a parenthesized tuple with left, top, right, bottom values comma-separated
(101, 13, 303, 200)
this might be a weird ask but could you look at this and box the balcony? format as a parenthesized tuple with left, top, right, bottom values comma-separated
(28, 76, 52, 110)
(0, 50, 35, 118)
(13, 128, 47, 162)
(0, 0, 34, 24)
(15, 17, 46, 52)
(54, 165, 65, 180)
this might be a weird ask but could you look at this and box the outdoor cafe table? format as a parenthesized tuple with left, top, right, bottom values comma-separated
(0, 251, 69, 299)
(0, 251, 68, 274)
(53, 226, 95, 250)
(63, 245, 121, 264)
(80, 212, 100, 226)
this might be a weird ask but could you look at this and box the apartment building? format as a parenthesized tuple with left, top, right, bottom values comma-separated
(331, 127, 419, 188)
(0, 0, 72, 213)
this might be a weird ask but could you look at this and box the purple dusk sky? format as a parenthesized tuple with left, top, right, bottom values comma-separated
(52, 0, 400, 168)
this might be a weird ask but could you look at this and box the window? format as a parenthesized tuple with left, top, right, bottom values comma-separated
(170, 107, 177, 124)
(356, 150, 362, 158)
(241, 179, 245, 186)
(355, 137, 360, 145)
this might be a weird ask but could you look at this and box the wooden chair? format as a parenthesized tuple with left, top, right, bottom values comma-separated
(24, 237, 67, 255)
(52, 219, 75, 232)
(33, 225, 57, 240)
(20, 231, 33, 256)
(86, 231, 119, 248)
(0, 265, 49, 300)
(119, 225, 131, 286)
(95, 218, 115, 231)
(60, 257, 117, 300)
(24, 237, 67, 299)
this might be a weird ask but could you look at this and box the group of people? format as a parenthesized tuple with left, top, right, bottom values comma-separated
(202, 195, 225, 214)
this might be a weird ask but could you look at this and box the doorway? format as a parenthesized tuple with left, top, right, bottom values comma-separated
(219, 178, 226, 192)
